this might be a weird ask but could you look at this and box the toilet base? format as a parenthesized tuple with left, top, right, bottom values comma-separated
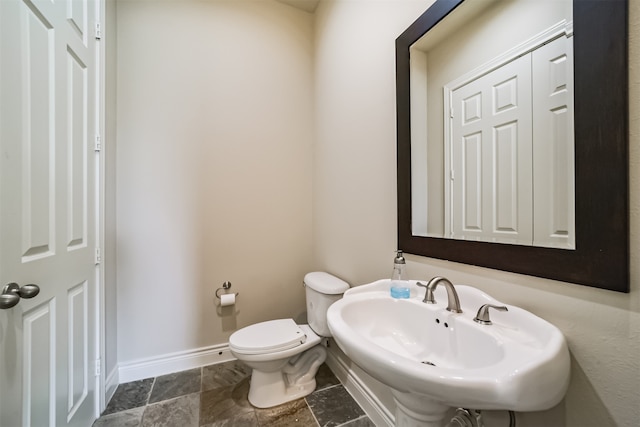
(246, 345, 327, 408)
(248, 371, 318, 408)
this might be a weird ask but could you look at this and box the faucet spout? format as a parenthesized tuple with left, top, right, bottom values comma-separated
(424, 276, 462, 313)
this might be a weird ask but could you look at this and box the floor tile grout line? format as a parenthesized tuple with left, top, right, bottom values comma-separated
(304, 397, 323, 427)
(317, 382, 343, 393)
(146, 376, 157, 406)
(139, 376, 157, 426)
(336, 414, 370, 427)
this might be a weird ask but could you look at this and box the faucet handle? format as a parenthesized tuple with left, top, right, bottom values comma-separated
(416, 282, 435, 304)
(473, 304, 508, 325)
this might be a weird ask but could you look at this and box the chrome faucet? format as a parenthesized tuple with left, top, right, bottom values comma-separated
(418, 277, 463, 313)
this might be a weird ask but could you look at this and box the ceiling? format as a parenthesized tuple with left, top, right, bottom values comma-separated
(276, 0, 320, 13)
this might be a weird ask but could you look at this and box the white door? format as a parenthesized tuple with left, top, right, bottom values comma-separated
(532, 35, 575, 249)
(449, 54, 533, 245)
(0, 0, 100, 425)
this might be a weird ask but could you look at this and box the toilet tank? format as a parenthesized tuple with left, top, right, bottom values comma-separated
(304, 272, 350, 337)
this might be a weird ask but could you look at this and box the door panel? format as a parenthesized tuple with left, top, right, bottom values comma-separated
(67, 280, 89, 419)
(461, 132, 482, 232)
(494, 121, 520, 234)
(67, 47, 89, 250)
(22, 0, 57, 261)
(23, 300, 56, 427)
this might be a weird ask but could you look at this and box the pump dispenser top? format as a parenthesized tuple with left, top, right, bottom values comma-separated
(390, 250, 410, 299)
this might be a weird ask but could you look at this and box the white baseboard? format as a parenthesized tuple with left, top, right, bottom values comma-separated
(325, 345, 395, 427)
(105, 366, 119, 405)
(118, 344, 235, 383)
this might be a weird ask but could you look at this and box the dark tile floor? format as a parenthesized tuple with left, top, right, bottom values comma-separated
(93, 360, 375, 427)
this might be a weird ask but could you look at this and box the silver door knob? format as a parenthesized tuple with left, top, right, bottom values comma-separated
(0, 283, 40, 309)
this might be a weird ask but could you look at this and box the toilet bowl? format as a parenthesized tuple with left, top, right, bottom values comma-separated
(229, 272, 349, 408)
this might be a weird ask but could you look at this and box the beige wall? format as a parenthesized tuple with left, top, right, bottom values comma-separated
(113, 0, 639, 424)
(115, 0, 315, 362)
(314, 0, 639, 426)
(104, 0, 118, 388)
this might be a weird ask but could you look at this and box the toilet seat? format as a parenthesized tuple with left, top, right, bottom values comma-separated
(229, 319, 307, 355)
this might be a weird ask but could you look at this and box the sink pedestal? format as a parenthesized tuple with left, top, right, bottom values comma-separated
(392, 391, 450, 427)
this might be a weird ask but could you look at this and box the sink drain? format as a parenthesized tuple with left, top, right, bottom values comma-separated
(422, 360, 436, 366)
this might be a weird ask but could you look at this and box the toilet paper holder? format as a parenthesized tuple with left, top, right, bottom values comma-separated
(215, 281, 239, 299)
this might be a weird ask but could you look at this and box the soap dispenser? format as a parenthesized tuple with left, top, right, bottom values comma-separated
(390, 250, 410, 299)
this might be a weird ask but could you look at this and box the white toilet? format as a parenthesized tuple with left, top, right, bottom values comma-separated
(229, 272, 349, 408)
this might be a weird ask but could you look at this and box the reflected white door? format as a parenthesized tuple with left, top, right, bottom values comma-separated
(532, 35, 575, 249)
(0, 0, 100, 426)
(449, 54, 533, 245)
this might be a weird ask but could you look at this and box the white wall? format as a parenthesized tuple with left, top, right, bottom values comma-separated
(314, 0, 640, 426)
(104, 0, 118, 392)
(115, 0, 315, 363)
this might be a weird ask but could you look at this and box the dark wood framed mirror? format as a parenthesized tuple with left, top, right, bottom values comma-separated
(396, 0, 629, 292)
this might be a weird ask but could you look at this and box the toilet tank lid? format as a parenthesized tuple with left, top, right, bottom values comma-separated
(304, 272, 349, 294)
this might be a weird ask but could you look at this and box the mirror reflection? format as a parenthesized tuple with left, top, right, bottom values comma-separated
(410, 0, 575, 249)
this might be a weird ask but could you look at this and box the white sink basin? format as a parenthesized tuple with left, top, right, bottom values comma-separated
(327, 280, 570, 425)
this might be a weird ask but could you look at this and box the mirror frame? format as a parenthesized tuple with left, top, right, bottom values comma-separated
(396, 0, 629, 292)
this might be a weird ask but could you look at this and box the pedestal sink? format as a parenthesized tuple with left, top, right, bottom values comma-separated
(326, 280, 570, 427)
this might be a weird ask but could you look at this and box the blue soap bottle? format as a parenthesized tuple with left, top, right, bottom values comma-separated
(390, 250, 410, 299)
